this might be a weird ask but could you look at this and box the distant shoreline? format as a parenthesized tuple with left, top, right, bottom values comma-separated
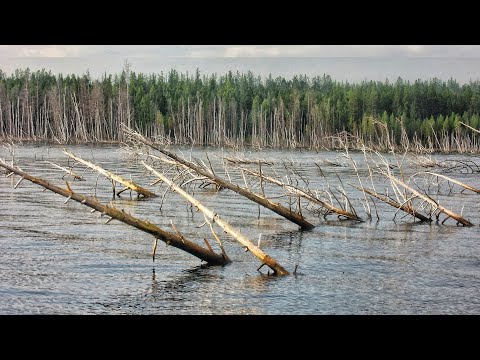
(1, 68, 480, 154)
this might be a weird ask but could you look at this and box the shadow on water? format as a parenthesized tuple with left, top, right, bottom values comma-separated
(147, 261, 288, 297)
(147, 265, 219, 300)
(102, 262, 294, 314)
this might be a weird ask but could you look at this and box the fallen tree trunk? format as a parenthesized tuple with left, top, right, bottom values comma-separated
(0, 158, 229, 265)
(142, 162, 289, 275)
(460, 121, 480, 134)
(349, 183, 432, 222)
(44, 160, 86, 181)
(237, 166, 362, 221)
(63, 149, 157, 198)
(418, 171, 480, 194)
(124, 128, 314, 230)
(224, 156, 274, 165)
(383, 172, 474, 226)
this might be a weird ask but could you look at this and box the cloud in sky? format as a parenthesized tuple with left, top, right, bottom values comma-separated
(2, 45, 480, 59)
(1, 45, 480, 83)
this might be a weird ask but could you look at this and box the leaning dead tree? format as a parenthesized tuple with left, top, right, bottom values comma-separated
(349, 183, 432, 222)
(383, 172, 474, 226)
(235, 165, 362, 221)
(0, 158, 229, 265)
(124, 127, 315, 230)
(44, 160, 86, 181)
(414, 171, 480, 195)
(460, 121, 480, 135)
(143, 162, 289, 275)
(371, 151, 476, 226)
(63, 149, 157, 198)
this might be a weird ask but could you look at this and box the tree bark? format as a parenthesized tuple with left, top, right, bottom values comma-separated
(383, 172, 474, 226)
(63, 149, 157, 198)
(238, 166, 362, 221)
(0, 159, 228, 265)
(419, 171, 480, 194)
(143, 162, 289, 275)
(124, 128, 315, 230)
(350, 183, 431, 222)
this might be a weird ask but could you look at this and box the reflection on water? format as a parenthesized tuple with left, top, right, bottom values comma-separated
(0, 144, 479, 314)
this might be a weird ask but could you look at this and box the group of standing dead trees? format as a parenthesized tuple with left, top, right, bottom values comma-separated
(1, 126, 479, 276)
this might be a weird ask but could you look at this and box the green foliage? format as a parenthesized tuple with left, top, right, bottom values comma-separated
(1, 67, 480, 147)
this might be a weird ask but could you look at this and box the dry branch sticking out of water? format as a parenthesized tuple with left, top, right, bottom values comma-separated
(0, 158, 230, 266)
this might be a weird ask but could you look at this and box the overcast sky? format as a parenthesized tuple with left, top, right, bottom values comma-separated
(1, 45, 480, 83)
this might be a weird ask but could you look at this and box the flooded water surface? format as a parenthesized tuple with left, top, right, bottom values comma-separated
(1, 144, 479, 314)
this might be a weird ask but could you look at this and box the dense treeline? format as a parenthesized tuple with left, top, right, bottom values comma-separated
(1, 66, 480, 151)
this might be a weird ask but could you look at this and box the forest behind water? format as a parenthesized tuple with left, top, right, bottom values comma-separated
(1, 66, 480, 152)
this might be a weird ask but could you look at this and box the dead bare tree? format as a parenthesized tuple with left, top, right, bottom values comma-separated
(63, 149, 157, 198)
(123, 126, 315, 230)
(414, 171, 480, 195)
(44, 160, 86, 181)
(142, 162, 289, 275)
(233, 165, 362, 221)
(382, 171, 474, 226)
(0, 158, 229, 265)
(349, 183, 431, 223)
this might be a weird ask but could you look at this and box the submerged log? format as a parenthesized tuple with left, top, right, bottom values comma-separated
(142, 162, 289, 275)
(0, 158, 229, 265)
(237, 166, 362, 221)
(63, 149, 157, 198)
(224, 156, 274, 166)
(349, 183, 432, 223)
(44, 160, 86, 181)
(124, 128, 314, 230)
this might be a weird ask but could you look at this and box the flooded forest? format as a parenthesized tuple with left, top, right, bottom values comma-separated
(1, 67, 480, 152)
(1, 66, 480, 314)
